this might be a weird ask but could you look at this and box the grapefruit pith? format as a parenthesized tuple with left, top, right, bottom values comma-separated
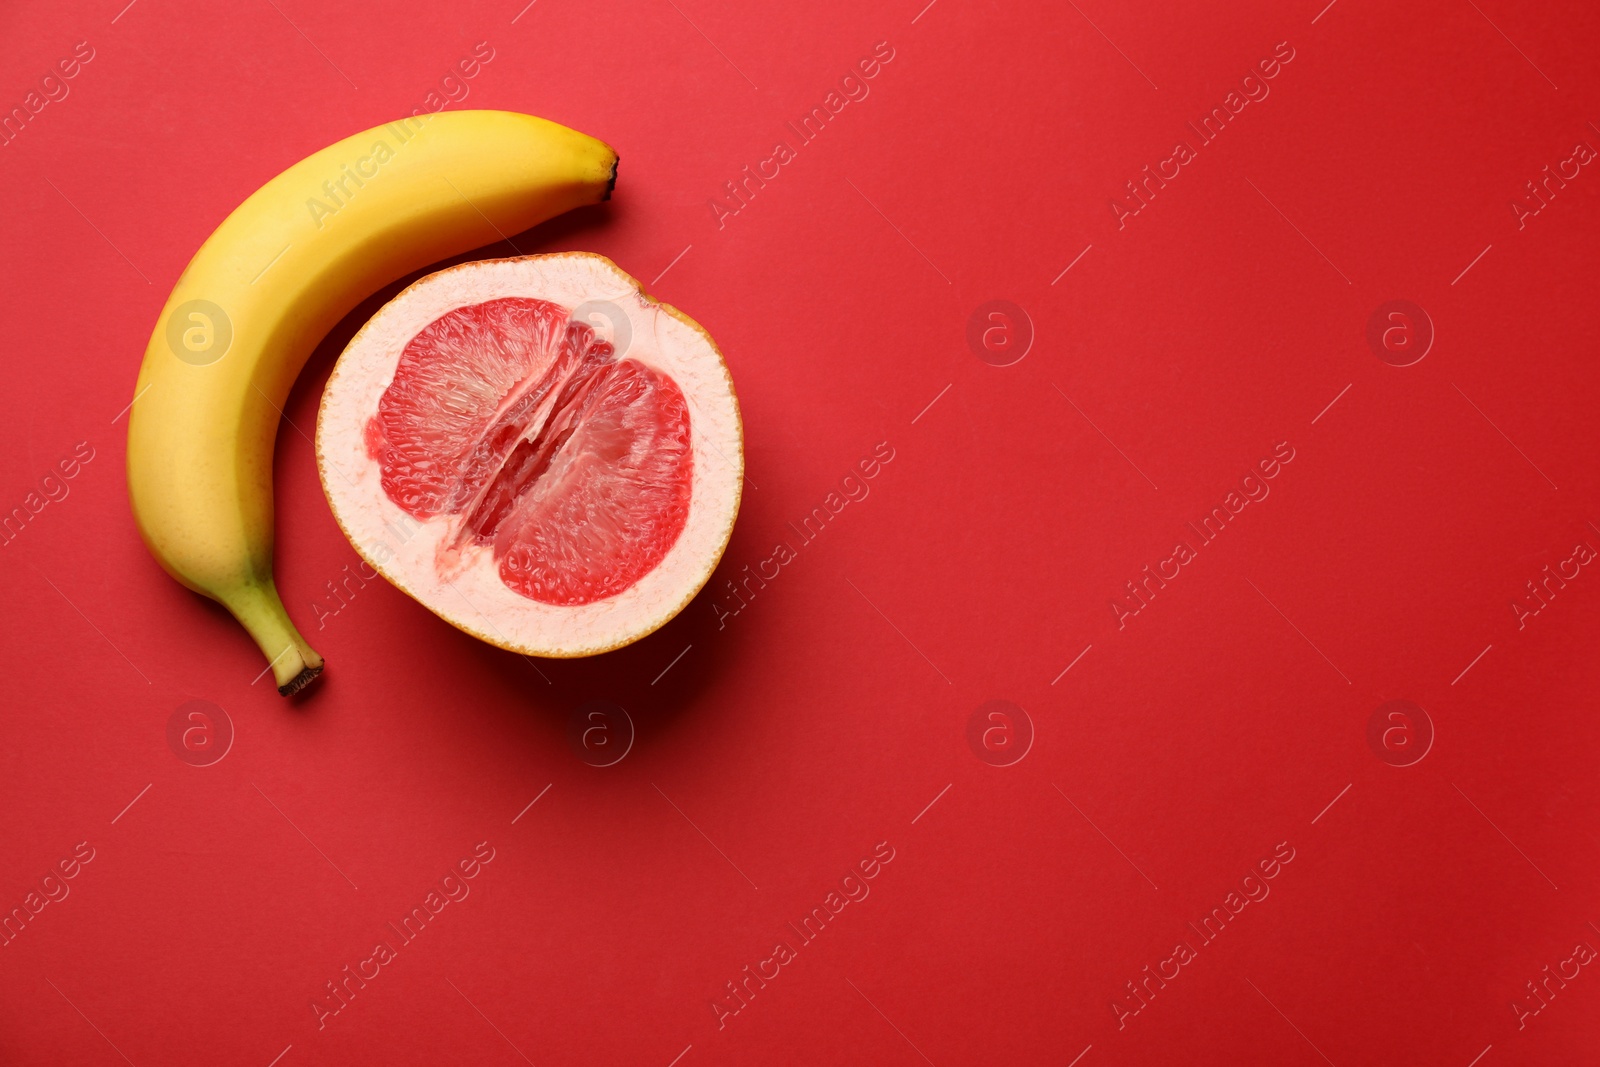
(317, 253, 742, 657)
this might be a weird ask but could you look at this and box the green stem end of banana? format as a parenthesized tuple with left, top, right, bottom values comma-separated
(225, 581, 325, 696)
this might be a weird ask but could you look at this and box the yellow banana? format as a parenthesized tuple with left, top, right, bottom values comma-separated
(126, 110, 618, 694)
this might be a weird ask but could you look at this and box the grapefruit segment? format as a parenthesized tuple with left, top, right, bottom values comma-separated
(317, 253, 741, 657)
(367, 297, 572, 518)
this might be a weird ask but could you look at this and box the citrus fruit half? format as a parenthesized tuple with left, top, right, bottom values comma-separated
(317, 253, 742, 657)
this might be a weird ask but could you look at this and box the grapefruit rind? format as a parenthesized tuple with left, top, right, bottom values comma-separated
(315, 252, 743, 658)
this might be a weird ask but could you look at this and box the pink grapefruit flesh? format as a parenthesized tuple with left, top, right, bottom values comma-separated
(317, 254, 742, 657)
(366, 297, 694, 606)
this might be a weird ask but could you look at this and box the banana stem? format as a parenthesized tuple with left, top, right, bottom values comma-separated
(223, 580, 325, 695)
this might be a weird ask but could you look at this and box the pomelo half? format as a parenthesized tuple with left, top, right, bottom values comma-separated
(316, 253, 742, 657)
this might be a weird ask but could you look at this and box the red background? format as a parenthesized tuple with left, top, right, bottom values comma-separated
(2, 0, 1598, 1064)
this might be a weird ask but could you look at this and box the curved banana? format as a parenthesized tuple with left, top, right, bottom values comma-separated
(127, 110, 618, 694)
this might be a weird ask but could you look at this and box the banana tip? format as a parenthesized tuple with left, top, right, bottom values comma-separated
(603, 157, 618, 202)
(278, 663, 324, 697)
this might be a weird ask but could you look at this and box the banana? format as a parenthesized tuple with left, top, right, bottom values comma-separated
(126, 110, 618, 695)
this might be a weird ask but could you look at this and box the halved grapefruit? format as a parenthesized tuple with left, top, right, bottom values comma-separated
(316, 253, 742, 657)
